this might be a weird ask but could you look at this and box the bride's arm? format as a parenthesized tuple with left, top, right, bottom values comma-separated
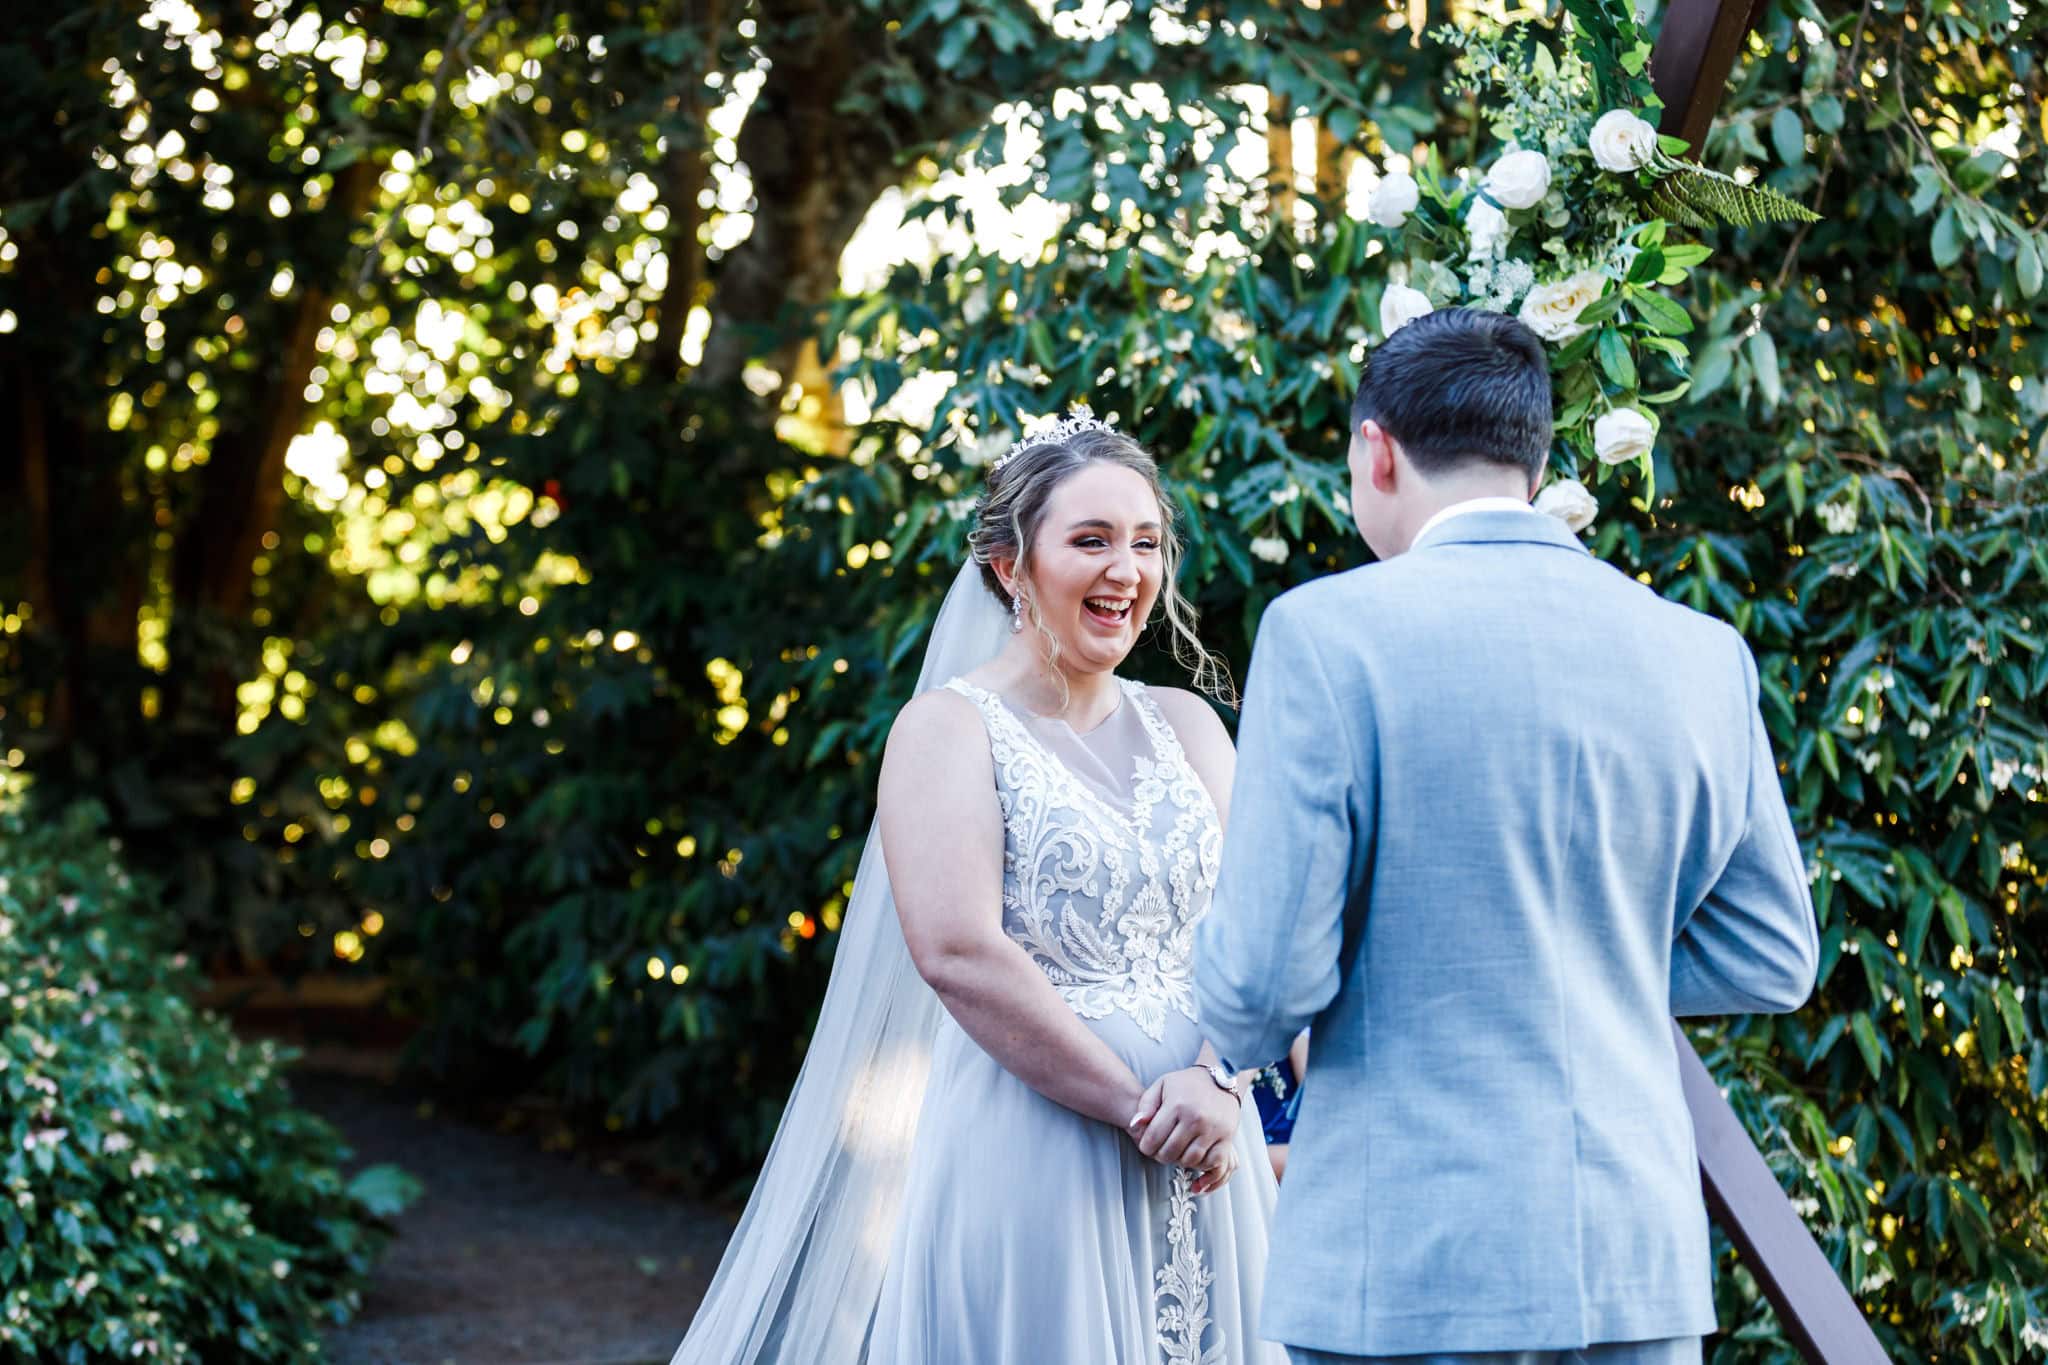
(878, 689, 1146, 1129)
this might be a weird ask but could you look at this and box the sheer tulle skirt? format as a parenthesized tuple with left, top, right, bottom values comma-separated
(869, 1010, 1286, 1365)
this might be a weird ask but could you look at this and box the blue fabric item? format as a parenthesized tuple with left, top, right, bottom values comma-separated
(1252, 1055, 1303, 1147)
(1194, 510, 1819, 1357)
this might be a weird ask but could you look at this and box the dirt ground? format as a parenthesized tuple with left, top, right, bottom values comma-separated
(295, 1071, 736, 1365)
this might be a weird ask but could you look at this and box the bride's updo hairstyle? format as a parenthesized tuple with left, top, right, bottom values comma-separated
(966, 424, 1234, 706)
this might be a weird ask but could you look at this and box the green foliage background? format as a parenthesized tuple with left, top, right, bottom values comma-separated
(0, 0, 2043, 1356)
(0, 799, 412, 1362)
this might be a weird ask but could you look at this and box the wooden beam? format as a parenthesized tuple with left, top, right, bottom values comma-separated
(1673, 1023, 1891, 1362)
(1650, 0, 1769, 156)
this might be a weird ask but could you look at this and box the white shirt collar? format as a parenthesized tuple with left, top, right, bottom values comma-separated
(1412, 495, 1538, 549)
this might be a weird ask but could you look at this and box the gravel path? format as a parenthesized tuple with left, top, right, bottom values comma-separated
(296, 1072, 735, 1365)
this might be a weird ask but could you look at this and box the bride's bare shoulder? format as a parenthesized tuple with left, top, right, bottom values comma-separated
(885, 686, 989, 763)
(881, 689, 996, 825)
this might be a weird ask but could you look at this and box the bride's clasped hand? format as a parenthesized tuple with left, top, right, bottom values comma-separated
(1129, 1061, 1249, 1196)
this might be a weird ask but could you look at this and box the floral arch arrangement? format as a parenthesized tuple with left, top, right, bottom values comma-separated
(1360, 0, 1817, 523)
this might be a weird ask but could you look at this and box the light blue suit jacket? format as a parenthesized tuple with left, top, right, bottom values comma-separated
(1194, 509, 1819, 1357)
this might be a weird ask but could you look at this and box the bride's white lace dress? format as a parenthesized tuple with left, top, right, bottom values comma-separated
(864, 676, 1284, 1364)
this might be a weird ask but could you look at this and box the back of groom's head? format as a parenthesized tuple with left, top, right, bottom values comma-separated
(1350, 307, 1552, 485)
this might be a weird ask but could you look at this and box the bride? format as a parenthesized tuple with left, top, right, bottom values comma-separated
(672, 410, 1284, 1364)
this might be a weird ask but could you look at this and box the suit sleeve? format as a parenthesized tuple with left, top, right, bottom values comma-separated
(1671, 632, 1820, 1016)
(1195, 593, 1370, 1066)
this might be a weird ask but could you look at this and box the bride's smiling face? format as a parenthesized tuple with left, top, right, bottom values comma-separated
(1000, 462, 1164, 676)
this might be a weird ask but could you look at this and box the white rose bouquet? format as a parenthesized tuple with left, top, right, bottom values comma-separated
(1351, 0, 1817, 509)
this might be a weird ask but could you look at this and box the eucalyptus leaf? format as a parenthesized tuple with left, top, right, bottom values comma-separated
(1771, 107, 1807, 166)
(2017, 235, 2044, 298)
(1690, 338, 1737, 399)
(1748, 329, 1783, 406)
(1932, 205, 1965, 268)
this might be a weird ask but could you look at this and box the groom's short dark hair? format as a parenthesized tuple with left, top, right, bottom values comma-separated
(1350, 307, 1552, 484)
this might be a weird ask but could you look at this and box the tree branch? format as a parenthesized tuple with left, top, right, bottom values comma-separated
(12, 365, 72, 739)
(653, 0, 724, 382)
(175, 158, 378, 638)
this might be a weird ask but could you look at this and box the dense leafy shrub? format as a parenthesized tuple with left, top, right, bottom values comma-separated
(0, 798, 414, 1363)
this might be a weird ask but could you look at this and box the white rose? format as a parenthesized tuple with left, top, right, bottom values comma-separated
(1485, 148, 1551, 210)
(1248, 535, 1290, 565)
(1534, 478, 1598, 533)
(1517, 269, 1608, 341)
(1379, 283, 1434, 337)
(1465, 196, 1509, 259)
(1366, 171, 1420, 229)
(1593, 407, 1657, 465)
(1589, 110, 1658, 173)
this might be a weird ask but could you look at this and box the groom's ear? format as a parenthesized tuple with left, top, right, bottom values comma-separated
(1361, 420, 1401, 494)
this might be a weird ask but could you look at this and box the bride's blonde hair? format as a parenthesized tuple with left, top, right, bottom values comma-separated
(966, 425, 1236, 708)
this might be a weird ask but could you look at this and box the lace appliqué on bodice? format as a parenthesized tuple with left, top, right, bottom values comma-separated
(944, 677, 1223, 1044)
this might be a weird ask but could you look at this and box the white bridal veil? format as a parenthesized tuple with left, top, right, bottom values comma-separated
(670, 559, 1012, 1363)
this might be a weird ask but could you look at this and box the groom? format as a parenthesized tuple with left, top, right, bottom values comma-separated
(1193, 307, 1819, 1365)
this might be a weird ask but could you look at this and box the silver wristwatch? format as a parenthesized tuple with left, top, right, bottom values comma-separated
(1205, 1062, 1244, 1105)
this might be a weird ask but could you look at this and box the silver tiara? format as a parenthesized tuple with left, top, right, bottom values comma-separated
(990, 403, 1115, 475)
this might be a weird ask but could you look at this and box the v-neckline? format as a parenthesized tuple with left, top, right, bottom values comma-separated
(951, 677, 1166, 833)
(994, 684, 1127, 741)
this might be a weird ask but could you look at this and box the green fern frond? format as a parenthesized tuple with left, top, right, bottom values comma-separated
(1649, 183, 1712, 230)
(1646, 152, 1822, 227)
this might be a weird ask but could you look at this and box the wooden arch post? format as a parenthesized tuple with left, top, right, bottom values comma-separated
(1648, 2, 1889, 1358)
(1649, 0, 1772, 153)
(1673, 1024, 1892, 1361)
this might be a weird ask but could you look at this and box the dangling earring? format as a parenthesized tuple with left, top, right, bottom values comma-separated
(1009, 592, 1025, 633)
